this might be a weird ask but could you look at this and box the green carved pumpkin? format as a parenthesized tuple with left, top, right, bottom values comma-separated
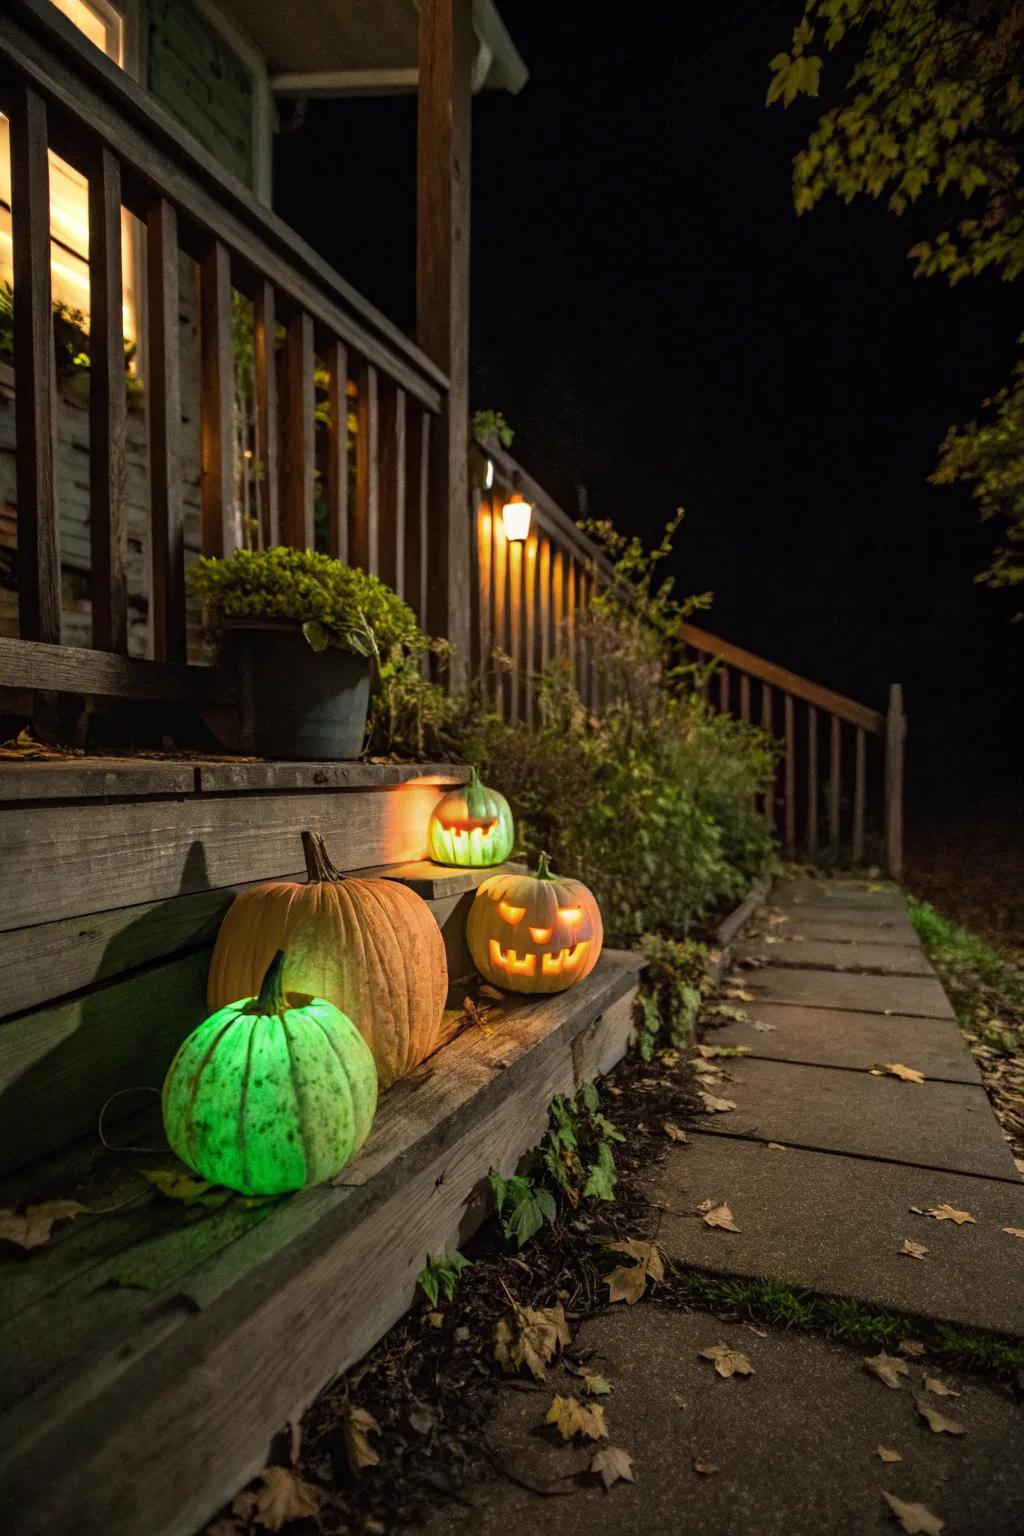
(162, 951, 377, 1196)
(428, 767, 515, 867)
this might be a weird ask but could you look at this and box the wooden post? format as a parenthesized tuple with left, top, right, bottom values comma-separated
(282, 311, 315, 551)
(199, 241, 235, 557)
(885, 682, 905, 881)
(417, 0, 474, 681)
(147, 198, 185, 664)
(87, 143, 128, 653)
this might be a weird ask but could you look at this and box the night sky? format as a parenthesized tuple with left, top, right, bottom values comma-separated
(275, 0, 1022, 804)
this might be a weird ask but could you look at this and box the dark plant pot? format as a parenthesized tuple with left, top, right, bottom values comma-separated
(224, 624, 372, 760)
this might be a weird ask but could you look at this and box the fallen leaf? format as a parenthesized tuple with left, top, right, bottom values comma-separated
(767, 1141, 787, 1150)
(882, 1492, 945, 1534)
(0, 1199, 89, 1250)
(605, 1239, 665, 1282)
(547, 1394, 608, 1442)
(915, 1397, 966, 1435)
(584, 1374, 613, 1396)
(693, 1459, 720, 1475)
(877, 1446, 903, 1463)
(1002, 1227, 1024, 1239)
(705, 1005, 750, 1024)
(696, 1043, 751, 1059)
(698, 1091, 737, 1114)
(752, 1019, 778, 1032)
(590, 1445, 633, 1490)
(899, 1238, 930, 1260)
(747, 1325, 768, 1338)
(924, 1203, 976, 1225)
(864, 1352, 910, 1389)
(408, 1402, 437, 1436)
(603, 1265, 648, 1305)
(231, 1467, 322, 1532)
(701, 1202, 741, 1232)
(698, 1342, 753, 1379)
(922, 1376, 961, 1398)
(427, 1311, 444, 1328)
(877, 1063, 926, 1083)
(143, 1167, 231, 1208)
(494, 1300, 572, 1381)
(723, 987, 755, 1002)
(343, 1404, 381, 1472)
(898, 1339, 927, 1358)
(663, 1122, 689, 1143)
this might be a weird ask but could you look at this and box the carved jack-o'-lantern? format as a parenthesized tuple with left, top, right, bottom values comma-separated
(466, 852, 603, 993)
(428, 766, 515, 867)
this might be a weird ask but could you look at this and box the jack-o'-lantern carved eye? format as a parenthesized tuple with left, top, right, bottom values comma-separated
(529, 926, 552, 944)
(558, 907, 582, 924)
(499, 901, 526, 926)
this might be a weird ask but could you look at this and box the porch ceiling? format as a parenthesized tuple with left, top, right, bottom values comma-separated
(214, 0, 528, 96)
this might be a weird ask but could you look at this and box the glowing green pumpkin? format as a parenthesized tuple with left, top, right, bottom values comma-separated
(428, 766, 515, 867)
(162, 951, 377, 1196)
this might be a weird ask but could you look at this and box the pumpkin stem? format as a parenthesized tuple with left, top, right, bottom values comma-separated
(302, 829, 344, 884)
(253, 950, 289, 1016)
(464, 765, 491, 822)
(535, 850, 554, 880)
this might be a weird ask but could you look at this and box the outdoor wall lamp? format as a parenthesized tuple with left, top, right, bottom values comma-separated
(502, 476, 532, 542)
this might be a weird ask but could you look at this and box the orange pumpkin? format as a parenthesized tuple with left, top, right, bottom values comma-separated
(466, 852, 603, 994)
(208, 831, 447, 1088)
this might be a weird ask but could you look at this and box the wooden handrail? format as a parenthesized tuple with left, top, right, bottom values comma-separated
(0, 638, 234, 703)
(682, 624, 885, 736)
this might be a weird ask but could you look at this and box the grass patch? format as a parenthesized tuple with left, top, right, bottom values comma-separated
(660, 1265, 1024, 1378)
(910, 900, 1009, 989)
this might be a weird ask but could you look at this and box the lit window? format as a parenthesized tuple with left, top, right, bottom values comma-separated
(0, 1, 136, 341)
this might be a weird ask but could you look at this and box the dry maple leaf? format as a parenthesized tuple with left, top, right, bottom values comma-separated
(882, 1493, 945, 1535)
(603, 1265, 648, 1305)
(924, 1203, 976, 1225)
(696, 1043, 751, 1059)
(876, 1446, 903, 1463)
(876, 1063, 926, 1083)
(590, 1445, 634, 1490)
(701, 1202, 741, 1232)
(0, 1200, 89, 1251)
(547, 1394, 608, 1442)
(899, 1238, 930, 1260)
(699, 1090, 737, 1114)
(864, 1352, 910, 1389)
(231, 1467, 322, 1533)
(898, 1339, 927, 1358)
(922, 1376, 960, 1398)
(493, 1301, 570, 1381)
(752, 1019, 778, 1032)
(343, 1404, 381, 1472)
(663, 1122, 688, 1143)
(1002, 1226, 1024, 1239)
(606, 1239, 665, 1282)
(915, 1397, 966, 1435)
(698, 1342, 754, 1379)
(584, 1374, 612, 1396)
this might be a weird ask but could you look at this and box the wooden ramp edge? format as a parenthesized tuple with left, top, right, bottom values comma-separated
(1, 952, 644, 1536)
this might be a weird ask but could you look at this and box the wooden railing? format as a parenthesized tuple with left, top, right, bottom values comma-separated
(684, 624, 905, 878)
(471, 443, 612, 724)
(0, 0, 447, 703)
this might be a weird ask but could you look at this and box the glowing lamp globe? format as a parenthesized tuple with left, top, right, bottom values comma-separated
(501, 491, 532, 542)
(466, 852, 603, 994)
(428, 767, 515, 867)
(162, 950, 378, 1196)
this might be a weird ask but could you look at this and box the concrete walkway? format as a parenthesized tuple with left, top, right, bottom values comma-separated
(425, 878, 1024, 1536)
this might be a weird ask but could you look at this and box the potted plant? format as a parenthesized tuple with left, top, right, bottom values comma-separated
(190, 547, 428, 760)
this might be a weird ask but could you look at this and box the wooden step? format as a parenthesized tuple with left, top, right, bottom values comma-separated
(0, 951, 644, 1536)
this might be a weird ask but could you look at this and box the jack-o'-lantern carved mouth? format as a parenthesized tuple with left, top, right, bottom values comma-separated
(488, 938, 591, 978)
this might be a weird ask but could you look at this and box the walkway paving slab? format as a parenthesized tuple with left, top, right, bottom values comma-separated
(741, 966, 955, 1018)
(737, 937, 936, 975)
(645, 1135, 1024, 1336)
(424, 1310, 1024, 1536)
(696, 1057, 1018, 1179)
(763, 917, 921, 946)
(772, 879, 906, 910)
(708, 1002, 982, 1083)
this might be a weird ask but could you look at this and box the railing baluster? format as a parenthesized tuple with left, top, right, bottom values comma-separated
(353, 361, 379, 574)
(508, 536, 522, 723)
(806, 704, 818, 857)
(853, 725, 866, 864)
(719, 663, 730, 713)
(761, 682, 773, 822)
(492, 497, 507, 717)
(378, 383, 407, 595)
(146, 198, 185, 664)
(254, 280, 280, 549)
(324, 339, 348, 562)
(199, 240, 234, 556)
(698, 653, 709, 703)
(474, 493, 492, 680)
(829, 713, 842, 853)
(740, 673, 750, 722)
(885, 683, 905, 880)
(406, 408, 430, 631)
(282, 310, 315, 550)
(538, 534, 551, 680)
(9, 83, 60, 644)
(87, 143, 127, 652)
(784, 692, 796, 856)
(524, 532, 538, 727)
(565, 559, 577, 690)
(552, 549, 565, 659)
